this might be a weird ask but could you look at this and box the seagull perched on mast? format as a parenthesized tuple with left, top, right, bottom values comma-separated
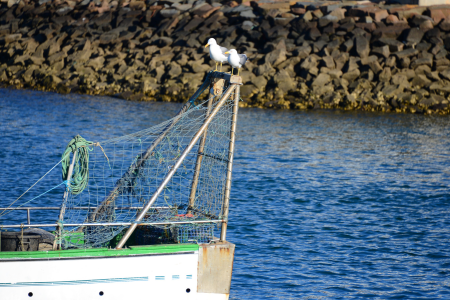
(225, 49, 247, 76)
(204, 38, 229, 72)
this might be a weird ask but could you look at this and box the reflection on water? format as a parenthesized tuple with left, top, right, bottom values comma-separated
(1, 88, 450, 299)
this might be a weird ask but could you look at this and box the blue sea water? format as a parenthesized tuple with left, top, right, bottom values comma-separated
(0, 88, 449, 299)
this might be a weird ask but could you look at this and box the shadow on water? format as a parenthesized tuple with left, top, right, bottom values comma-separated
(1, 88, 450, 299)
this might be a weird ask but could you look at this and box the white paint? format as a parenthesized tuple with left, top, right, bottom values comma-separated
(0, 252, 228, 300)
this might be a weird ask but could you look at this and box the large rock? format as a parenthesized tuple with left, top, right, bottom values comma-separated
(322, 56, 335, 69)
(411, 75, 432, 88)
(293, 45, 311, 58)
(395, 48, 418, 59)
(254, 63, 275, 76)
(155, 37, 173, 48)
(300, 56, 318, 70)
(439, 16, 450, 31)
(4, 33, 21, 44)
(342, 69, 360, 81)
(86, 56, 105, 71)
(48, 51, 67, 64)
(265, 49, 286, 67)
(251, 76, 267, 90)
(378, 38, 404, 52)
(410, 57, 433, 69)
(312, 73, 331, 87)
(355, 36, 370, 59)
(274, 70, 296, 92)
(167, 62, 182, 78)
(379, 67, 391, 82)
(372, 46, 390, 58)
(405, 28, 424, 45)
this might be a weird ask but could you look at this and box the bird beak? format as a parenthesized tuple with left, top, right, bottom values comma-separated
(205, 44, 209, 48)
(224, 51, 229, 54)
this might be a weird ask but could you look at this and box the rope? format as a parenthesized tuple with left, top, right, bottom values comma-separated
(62, 135, 92, 195)
(0, 154, 69, 218)
(0, 180, 72, 219)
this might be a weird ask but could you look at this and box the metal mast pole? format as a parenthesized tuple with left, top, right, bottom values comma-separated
(56, 149, 78, 249)
(188, 83, 215, 212)
(115, 84, 237, 249)
(220, 84, 240, 241)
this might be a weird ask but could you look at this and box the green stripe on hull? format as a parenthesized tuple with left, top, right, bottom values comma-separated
(0, 244, 199, 260)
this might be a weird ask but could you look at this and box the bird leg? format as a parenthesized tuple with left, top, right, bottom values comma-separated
(214, 62, 218, 72)
(220, 62, 223, 72)
(238, 68, 241, 76)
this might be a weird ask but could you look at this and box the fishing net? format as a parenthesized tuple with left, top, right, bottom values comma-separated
(58, 79, 237, 249)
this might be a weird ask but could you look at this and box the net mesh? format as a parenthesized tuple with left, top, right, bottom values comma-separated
(59, 80, 236, 249)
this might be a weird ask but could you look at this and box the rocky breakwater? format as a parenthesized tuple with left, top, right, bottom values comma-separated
(1, 0, 450, 114)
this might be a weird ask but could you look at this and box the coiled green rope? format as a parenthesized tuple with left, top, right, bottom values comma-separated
(62, 135, 92, 195)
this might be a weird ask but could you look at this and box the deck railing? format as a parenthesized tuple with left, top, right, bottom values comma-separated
(0, 207, 221, 229)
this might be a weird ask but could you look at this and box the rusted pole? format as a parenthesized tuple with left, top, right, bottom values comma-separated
(220, 84, 240, 241)
(115, 84, 237, 249)
(188, 83, 215, 212)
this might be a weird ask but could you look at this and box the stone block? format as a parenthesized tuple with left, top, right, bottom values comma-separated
(389, 7, 426, 20)
(265, 48, 287, 67)
(411, 75, 432, 88)
(379, 67, 391, 82)
(411, 57, 433, 69)
(341, 39, 353, 52)
(440, 16, 450, 31)
(378, 38, 404, 52)
(406, 28, 425, 45)
(355, 22, 376, 32)
(291, 7, 306, 15)
(355, 35, 370, 59)
(294, 45, 312, 58)
(395, 48, 418, 59)
(399, 57, 410, 68)
(322, 56, 335, 69)
(386, 14, 399, 24)
(369, 9, 389, 22)
(369, 60, 383, 74)
(373, 25, 408, 40)
(308, 27, 321, 40)
(426, 6, 450, 23)
(342, 68, 360, 81)
(372, 45, 390, 58)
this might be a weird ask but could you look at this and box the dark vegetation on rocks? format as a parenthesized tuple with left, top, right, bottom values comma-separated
(2, 0, 450, 115)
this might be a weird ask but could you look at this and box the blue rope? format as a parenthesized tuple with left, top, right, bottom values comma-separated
(7, 180, 72, 212)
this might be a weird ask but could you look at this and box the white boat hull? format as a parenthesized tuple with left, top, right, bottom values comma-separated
(0, 243, 234, 300)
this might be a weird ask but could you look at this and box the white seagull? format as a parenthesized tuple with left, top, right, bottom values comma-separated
(205, 38, 229, 72)
(225, 49, 247, 76)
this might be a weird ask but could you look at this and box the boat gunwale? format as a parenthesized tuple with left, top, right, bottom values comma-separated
(0, 243, 199, 260)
